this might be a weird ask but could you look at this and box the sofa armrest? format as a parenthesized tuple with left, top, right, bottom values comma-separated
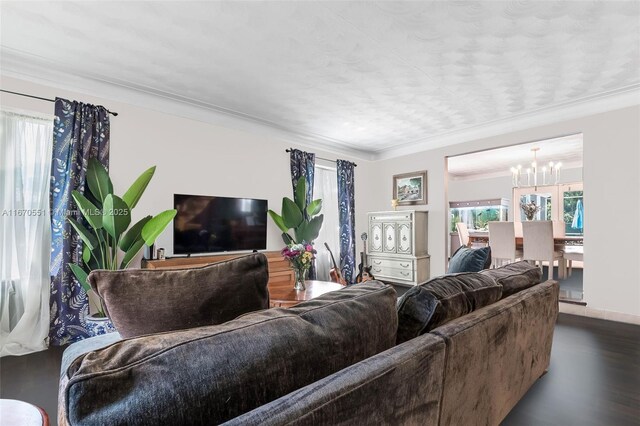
(60, 332, 123, 379)
(432, 280, 559, 426)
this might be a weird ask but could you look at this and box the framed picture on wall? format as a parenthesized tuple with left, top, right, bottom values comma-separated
(393, 170, 428, 206)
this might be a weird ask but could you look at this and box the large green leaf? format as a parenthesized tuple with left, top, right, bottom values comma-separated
(86, 158, 113, 203)
(102, 194, 131, 240)
(295, 214, 324, 243)
(268, 210, 289, 233)
(281, 232, 294, 245)
(282, 197, 303, 229)
(122, 166, 156, 209)
(141, 209, 177, 245)
(82, 244, 92, 264)
(306, 199, 322, 217)
(294, 176, 306, 211)
(118, 216, 152, 252)
(68, 217, 98, 250)
(69, 263, 91, 293)
(119, 238, 146, 269)
(72, 190, 102, 229)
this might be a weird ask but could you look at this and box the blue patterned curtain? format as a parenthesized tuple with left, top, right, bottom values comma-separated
(289, 149, 316, 278)
(337, 160, 356, 284)
(289, 149, 315, 206)
(49, 98, 110, 345)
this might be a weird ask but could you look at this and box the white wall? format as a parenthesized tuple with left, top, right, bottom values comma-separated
(366, 106, 640, 318)
(0, 76, 373, 261)
(2, 75, 638, 319)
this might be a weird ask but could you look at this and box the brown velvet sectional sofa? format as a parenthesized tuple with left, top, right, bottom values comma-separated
(58, 260, 559, 425)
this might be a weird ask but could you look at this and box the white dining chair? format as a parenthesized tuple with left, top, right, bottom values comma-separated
(563, 245, 584, 277)
(488, 222, 523, 267)
(456, 222, 470, 247)
(522, 221, 565, 280)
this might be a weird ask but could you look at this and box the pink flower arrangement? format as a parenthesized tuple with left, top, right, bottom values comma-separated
(281, 242, 316, 271)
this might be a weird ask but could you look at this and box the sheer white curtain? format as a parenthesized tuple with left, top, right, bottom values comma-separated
(313, 164, 340, 281)
(1, 110, 53, 356)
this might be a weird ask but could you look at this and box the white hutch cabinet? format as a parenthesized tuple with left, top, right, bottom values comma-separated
(367, 210, 430, 286)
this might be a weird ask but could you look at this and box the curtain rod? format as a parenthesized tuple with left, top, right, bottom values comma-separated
(285, 148, 357, 167)
(0, 89, 119, 116)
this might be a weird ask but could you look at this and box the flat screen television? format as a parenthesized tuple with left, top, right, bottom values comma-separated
(173, 194, 268, 255)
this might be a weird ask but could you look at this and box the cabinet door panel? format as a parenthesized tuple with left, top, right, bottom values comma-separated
(397, 222, 412, 254)
(369, 223, 383, 253)
(383, 223, 397, 253)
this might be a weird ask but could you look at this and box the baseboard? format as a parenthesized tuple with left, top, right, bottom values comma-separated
(559, 303, 640, 325)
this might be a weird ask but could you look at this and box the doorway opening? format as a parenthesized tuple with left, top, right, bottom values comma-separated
(445, 133, 584, 304)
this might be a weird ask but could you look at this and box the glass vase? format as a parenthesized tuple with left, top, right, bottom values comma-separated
(293, 267, 308, 291)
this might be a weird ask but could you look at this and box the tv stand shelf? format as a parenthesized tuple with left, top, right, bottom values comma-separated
(142, 251, 294, 288)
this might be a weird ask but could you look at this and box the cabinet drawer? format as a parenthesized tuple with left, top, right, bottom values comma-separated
(370, 265, 414, 282)
(369, 257, 413, 271)
(370, 212, 413, 222)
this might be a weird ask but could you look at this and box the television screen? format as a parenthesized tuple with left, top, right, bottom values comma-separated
(173, 194, 268, 255)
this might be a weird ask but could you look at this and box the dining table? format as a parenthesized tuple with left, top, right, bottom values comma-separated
(468, 233, 583, 249)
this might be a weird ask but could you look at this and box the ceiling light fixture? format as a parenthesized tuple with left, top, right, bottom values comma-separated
(510, 148, 561, 188)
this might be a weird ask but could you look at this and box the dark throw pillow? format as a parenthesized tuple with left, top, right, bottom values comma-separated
(480, 260, 542, 298)
(62, 282, 397, 425)
(88, 253, 270, 338)
(448, 245, 492, 273)
(396, 272, 502, 344)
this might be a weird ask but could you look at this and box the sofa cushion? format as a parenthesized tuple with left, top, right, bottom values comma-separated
(447, 246, 492, 273)
(61, 281, 397, 426)
(480, 261, 542, 298)
(396, 273, 502, 344)
(88, 253, 270, 338)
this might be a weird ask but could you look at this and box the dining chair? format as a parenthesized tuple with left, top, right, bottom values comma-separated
(488, 221, 523, 267)
(563, 245, 584, 277)
(456, 222, 470, 247)
(522, 221, 565, 280)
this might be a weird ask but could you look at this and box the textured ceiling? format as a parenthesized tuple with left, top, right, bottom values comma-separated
(447, 133, 583, 179)
(1, 1, 639, 157)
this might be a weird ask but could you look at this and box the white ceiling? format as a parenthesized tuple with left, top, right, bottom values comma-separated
(447, 133, 583, 179)
(1, 1, 639, 159)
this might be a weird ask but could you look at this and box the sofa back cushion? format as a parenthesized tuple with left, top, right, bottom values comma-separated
(396, 273, 501, 344)
(61, 281, 397, 426)
(88, 253, 270, 338)
(480, 261, 542, 297)
(447, 246, 492, 273)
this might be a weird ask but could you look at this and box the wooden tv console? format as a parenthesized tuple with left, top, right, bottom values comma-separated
(142, 251, 295, 288)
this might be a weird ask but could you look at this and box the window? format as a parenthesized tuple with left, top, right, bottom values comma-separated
(313, 164, 339, 281)
(0, 109, 53, 356)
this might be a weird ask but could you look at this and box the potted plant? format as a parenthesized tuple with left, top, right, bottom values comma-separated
(268, 177, 323, 290)
(68, 158, 176, 336)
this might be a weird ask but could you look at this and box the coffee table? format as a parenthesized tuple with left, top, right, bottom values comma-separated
(0, 399, 49, 426)
(269, 280, 346, 308)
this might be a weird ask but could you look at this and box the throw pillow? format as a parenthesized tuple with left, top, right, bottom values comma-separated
(88, 253, 270, 338)
(480, 261, 542, 298)
(447, 245, 492, 273)
(62, 281, 397, 425)
(396, 272, 502, 344)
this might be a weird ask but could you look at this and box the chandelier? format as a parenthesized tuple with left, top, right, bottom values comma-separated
(510, 148, 561, 187)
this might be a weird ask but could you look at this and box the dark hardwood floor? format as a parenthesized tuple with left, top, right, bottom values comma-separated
(1, 314, 638, 426)
(503, 314, 640, 425)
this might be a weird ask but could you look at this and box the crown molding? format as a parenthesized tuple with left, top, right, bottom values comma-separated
(0, 48, 376, 161)
(2, 47, 638, 163)
(374, 84, 640, 160)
